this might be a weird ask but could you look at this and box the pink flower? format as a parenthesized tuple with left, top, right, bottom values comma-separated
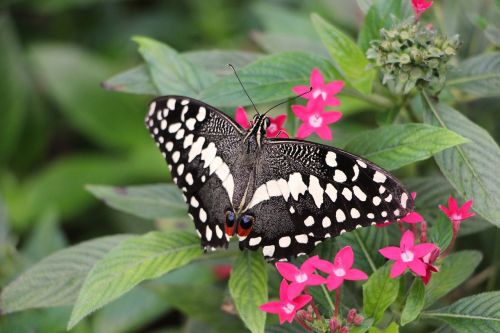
(421, 248, 440, 285)
(313, 246, 368, 290)
(439, 196, 475, 223)
(379, 230, 437, 278)
(411, 0, 433, 19)
(259, 279, 312, 324)
(292, 68, 344, 106)
(275, 256, 326, 299)
(235, 106, 288, 138)
(292, 98, 342, 140)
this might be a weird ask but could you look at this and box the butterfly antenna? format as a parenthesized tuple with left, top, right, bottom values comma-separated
(264, 87, 313, 115)
(228, 64, 260, 115)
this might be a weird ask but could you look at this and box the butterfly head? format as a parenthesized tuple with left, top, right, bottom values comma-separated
(246, 114, 271, 147)
(224, 208, 255, 240)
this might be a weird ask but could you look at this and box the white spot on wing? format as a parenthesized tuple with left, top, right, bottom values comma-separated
(199, 208, 207, 222)
(342, 188, 352, 201)
(373, 196, 382, 206)
(322, 216, 331, 228)
(295, 234, 308, 244)
(373, 171, 387, 183)
(208, 156, 223, 175)
(263, 245, 275, 257)
(222, 175, 234, 204)
(160, 119, 167, 130)
(325, 183, 337, 203)
(401, 193, 409, 208)
(247, 184, 269, 209)
(197, 107, 206, 121)
(168, 123, 182, 133)
(215, 163, 230, 182)
(200, 142, 217, 168)
(333, 170, 347, 183)
(326, 151, 337, 167)
(167, 98, 176, 110)
(175, 129, 185, 140)
(277, 179, 290, 201)
(190, 197, 199, 208)
(185, 173, 193, 185)
(279, 236, 291, 248)
(215, 225, 223, 239)
(308, 175, 324, 208)
(205, 226, 212, 241)
(353, 186, 367, 201)
(172, 151, 180, 163)
(165, 142, 173, 152)
(266, 180, 281, 197)
(357, 160, 367, 168)
(288, 173, 307, 200)
(304, 216, 315, 227)
(188, 136, 205, 162)
(249, 237, 261, 246)
(183, 134, 194, 149)
(352, 165, 359, 181)
(336, 209, 346, 222)
(148, 102, 156, 116)
(186, 118, 196, 131)
(351, 208, 360, 219)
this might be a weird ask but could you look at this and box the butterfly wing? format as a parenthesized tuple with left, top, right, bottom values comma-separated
(145, 96, 245, 250)
(240, 139, 415, 260)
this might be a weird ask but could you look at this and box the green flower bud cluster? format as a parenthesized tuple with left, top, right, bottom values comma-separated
(366, 22, 460, 95)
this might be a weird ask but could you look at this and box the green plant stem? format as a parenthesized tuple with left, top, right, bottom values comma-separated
(342, 88, 394, 109)
(295, 317, 313, 331)
(321, 284, 336, 316)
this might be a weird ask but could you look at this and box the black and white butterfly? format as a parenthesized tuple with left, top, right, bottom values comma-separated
(145, 96, 414, 261)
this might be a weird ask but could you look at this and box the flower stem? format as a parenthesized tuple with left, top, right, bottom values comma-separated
(320, 284, 336, 316)
(334, 288, 341, 319)
(295, 316, 313, 331)
(442, 222, 459, 257)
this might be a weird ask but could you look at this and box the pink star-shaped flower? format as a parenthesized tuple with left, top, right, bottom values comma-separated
(234, 106, 288, 138)
(439, 196, 475, 223)
(421, 248, 440, 285)
(313, 246, 368, 291)
(292, 98, 342, 140)
(379, 230, 437, 278)
(411, 0, 433, 19)
(259, 279, 312, 324)
(275, 255, 326, 299)
(292, 68, 344, 106)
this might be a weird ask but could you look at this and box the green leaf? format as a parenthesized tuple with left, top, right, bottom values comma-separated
(401, 279, 425, 326)
(86, 184, 187, 220)
(338, 227, 388, 274)
(251, 32, 329, 58)
(102, 65, 159, 95)
(344, 123, 467, 171)
(422, 292, 500, 333)
(199, 51, 341, 107)
(311, 13, 375, 94)
(358, 0, 403, 51)
(0, 235, 130, 314)
(29, 44, 148, 150)
(350, 318, 375, 333)
(429, 214, 453, 252)
(6, 153, 165, 229)
(424, 250, 482, 307)
(184, 50, 262, 76)
(368, 322, 399, 333)
(134, 36, 217, 96)
(229, 250, 268, 333)
(356, 0, 374, 13)
(447, 52, 500, 97)
(68, 231, 202, 329)
(0, 14, 29, 164)
(421, 93, 500, 226)
(363, 264, 400, 324)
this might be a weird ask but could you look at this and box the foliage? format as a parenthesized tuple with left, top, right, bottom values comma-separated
(1, 0, 499, 333)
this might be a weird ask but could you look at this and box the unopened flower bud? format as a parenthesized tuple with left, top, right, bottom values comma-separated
(329, 318, 340, 332)
(353, 315, 364, 326)
(339, 326, 349, 333)
(399, 54, 411, 64)
(347, 309, 357, 323)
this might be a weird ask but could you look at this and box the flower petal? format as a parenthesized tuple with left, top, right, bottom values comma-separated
(259, 301, 282, 314)
(335, 246, 354, 269)
(413, 243, 436, 258)
(345, 268, 368, 281)
(311, 258, 335, 273)
(379, 246, 401, 260)
(401, 212, 424, 224)
(315, 125, 333, 140)
(438, 204, 450, 216)
(461, 199, 474, 213)
(287, 282, 305, 300)
(306, 274, 327, 286)
(448, 196, 458, 212)
(310, 68, 324, 87)
(322, 111, 343, 124)
(278, 279, 290, 301)
(400, 230, 415, 250)
(272, 114, 287, 127)
(293, 295, 313, 309)
(291, 105, 310, 122)
(235, 106, 250, 128)
(302, 255, 321, 272)
(292, 85, 313, 98)
(296, 123, 316, 139)
(390, 261, 407, 278)
(326, 275, 344, 290)
(408, 259, 427, 276)
(276, 262, 300, 281)
(324, 81, 345, 95)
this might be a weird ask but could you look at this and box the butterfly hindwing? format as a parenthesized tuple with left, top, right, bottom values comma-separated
(240, 139, 414, 260)
(145, 96, 244, 249)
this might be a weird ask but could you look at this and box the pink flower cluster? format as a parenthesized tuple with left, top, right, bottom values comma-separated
(235, 68, 344, 141)
(259, 247, 367, 324)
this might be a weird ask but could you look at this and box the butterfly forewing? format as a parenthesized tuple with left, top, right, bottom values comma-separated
(239, 139, 414, 260)
(145, 96, 244, 250)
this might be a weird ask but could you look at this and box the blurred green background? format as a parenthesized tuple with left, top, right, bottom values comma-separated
(0, 0, 499, 332)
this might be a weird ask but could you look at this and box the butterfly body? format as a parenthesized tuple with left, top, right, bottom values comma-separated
(146, 96, 414, 261)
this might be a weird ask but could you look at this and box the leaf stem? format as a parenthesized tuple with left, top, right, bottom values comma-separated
(320, 284, 336, 316)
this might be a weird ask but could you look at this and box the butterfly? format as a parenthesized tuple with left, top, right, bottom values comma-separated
(145, 96, 414, 261)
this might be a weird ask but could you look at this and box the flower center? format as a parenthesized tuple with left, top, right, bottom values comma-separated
(450, 213, 462, 222)
(282, 303, 295, 314)
(295, 272, 308, 283)
(312, 89, 327, 100)
(401, 250, 414, 262)
(267, 123, 277, 133)
(333, 268, 346, 277)
(308, 114, 323, 128)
